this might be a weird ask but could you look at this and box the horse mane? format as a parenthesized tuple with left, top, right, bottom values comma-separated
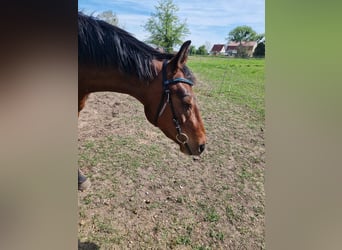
(78, 12, 175, 81)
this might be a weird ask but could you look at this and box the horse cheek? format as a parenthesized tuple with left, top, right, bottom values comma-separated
(180, 114, 187, 124)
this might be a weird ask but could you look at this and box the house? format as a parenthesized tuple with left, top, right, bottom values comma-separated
(226, 41, 257, 57)
(210, 44, 226, 55)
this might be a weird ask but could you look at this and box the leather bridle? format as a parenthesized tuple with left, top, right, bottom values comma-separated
(154, 60, 194, 155)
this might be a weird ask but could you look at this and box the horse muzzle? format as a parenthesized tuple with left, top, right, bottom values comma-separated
(179, 141, 206, 156)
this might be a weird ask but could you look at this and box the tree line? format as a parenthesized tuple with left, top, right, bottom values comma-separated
(95, 0, 265, 57)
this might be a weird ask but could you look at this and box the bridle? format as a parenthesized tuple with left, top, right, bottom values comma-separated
(154, 60, 194, 155)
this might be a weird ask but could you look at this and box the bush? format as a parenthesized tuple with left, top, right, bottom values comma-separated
(253, 42, 265, 58)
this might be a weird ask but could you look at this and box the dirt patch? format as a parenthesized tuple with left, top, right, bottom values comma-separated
(78, 89, 265, 249)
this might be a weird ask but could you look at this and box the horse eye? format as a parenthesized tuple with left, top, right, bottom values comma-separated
(184, 103, 192, 111)
(182, 97, 192, 111)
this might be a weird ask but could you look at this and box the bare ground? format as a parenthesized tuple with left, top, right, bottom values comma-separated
(78, 83, 265, 249)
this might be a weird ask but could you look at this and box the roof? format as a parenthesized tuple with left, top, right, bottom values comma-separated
(210, 44, 225, 52)
(227, 41, 257, 48)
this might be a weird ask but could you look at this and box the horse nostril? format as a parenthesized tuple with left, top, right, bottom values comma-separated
(199, 144, 205, 153)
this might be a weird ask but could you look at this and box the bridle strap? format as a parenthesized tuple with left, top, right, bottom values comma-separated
(163, 78, 194, 86)
(154, 60, 194, 155)
(155, 60, 193, 124)
(161, 60, 193, 89)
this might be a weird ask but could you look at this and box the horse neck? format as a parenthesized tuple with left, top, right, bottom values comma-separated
(79, 66, 160, 106)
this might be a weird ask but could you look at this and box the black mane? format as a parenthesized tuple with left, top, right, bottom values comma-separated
(78, 12, 174, 81)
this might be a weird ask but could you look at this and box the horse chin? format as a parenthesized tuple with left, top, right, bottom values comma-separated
(179, 145, 191, 155)
(179, 144, 201, 156)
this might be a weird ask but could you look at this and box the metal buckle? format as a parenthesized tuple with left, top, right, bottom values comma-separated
(176, 132, 189, 144)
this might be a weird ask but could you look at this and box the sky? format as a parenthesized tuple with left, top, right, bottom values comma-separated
(78, 0, 265, 50)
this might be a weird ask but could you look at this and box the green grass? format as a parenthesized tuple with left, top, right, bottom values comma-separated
(188, 56, 265, 120)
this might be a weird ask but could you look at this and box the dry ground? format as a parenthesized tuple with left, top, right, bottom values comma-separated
(78, 74, 265, 249)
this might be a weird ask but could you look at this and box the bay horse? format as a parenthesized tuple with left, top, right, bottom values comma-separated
(78, 12, 206, 190)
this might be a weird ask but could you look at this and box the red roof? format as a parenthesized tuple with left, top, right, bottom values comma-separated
(210, 44, 225, 52)
(227, 41, 257, 49)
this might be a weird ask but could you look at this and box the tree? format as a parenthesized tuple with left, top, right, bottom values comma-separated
(144, 0, 190, 53)
(255, 33, 265, 43)
(253, 33, 265, 57)
(196, 45, 207, 55)
(96, 10, 119, 26)
(189, 45, 197, 55)
(227, 25, 258, 57)
(227, 25, 258, 43)
(253, 41, 265, 57)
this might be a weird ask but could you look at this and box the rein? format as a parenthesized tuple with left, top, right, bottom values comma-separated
(154, 60, 194, 155)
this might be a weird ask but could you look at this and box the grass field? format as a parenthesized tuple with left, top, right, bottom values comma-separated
(78, 56, 265, 249)
(188, 56, 265, 120)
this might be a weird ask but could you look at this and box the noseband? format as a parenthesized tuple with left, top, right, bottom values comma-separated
(154, 60, 194, 155)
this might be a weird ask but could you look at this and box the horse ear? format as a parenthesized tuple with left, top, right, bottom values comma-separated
(169, 40, 191, 72)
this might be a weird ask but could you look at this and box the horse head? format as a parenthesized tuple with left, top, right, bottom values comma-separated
(144, 41, 206, 156)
